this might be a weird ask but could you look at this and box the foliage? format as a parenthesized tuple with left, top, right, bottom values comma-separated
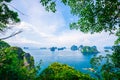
(38, 62, 94, 80)
(0, 41, 41, 80)
(0, 0, 119, 79)
(40, 0, 56, 12)
(0, 40, 10, 49)
(40, 1, 120, 78)
(40, 0, 120, 44)
(115, 30, 120, 44)
(80, 46, 99, 54)
(90, 46, 120, 80)
(0, 0, 20, 32)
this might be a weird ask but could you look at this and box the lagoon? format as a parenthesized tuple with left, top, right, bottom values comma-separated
(23, 49, 110, 74)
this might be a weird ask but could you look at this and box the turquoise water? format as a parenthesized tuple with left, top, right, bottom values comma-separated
(23, 49, 110, 73)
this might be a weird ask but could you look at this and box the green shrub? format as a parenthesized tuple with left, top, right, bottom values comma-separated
(38, 62, 94, 80)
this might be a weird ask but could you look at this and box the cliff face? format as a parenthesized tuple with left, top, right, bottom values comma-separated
(0, 41, 37, 79)
(8, 47, 34, 68)
(0, 41, 34, 68)
(24, 53, 34, 68)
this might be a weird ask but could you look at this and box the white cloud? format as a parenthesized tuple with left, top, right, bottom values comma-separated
(15, 22, 33, 31)
(4, 0, 117, 50)
(45, 30, 116, 48)
(6, 35, 40, 45)
(4, 21, 117, 50)
(14, 0, 66, 35)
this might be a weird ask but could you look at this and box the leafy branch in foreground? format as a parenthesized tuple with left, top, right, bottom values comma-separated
(0, 0, 20, 32)
(0, 41, 41, 80)
(40, 0, 120, 44)
(90, 46, 120, 80)
(40, 1, 120, 79)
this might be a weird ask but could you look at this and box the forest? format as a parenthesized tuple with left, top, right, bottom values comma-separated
(0, 0, 120, 80)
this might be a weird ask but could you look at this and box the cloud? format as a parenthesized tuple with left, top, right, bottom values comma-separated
(6, 36, 40, 44)
(15, 22, 33, 31)
(4, 21, 117, 50)
(9, 0, 63, 34)
(45, 30, 117, 48)
(4, 0, 117, 50)
(11, 0, 65, 35)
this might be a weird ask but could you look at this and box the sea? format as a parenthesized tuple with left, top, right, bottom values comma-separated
(23, 48, 111, 75)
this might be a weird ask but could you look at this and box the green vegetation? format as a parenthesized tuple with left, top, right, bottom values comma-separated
(0, 41, 40, 80)
(0, 40, 10, 49)
(39, 0, 120, 49)
(40, 0, 120, 79)
(40, 0, 120, 44)
(39, 62, 94, 80)
(0, 0, 120, 79)
(0, 0, 20, 32)
(90, 46, 120, 80)
(0, 0, 22, 40)
(80, 46, 99, 54)
(0, 41, 94, 80)
(0, 0, 94, 79)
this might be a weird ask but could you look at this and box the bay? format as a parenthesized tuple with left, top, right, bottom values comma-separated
(23, 49, 111, 74)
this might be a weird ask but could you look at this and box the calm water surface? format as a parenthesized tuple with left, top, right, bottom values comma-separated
(23, 49, 110, 73)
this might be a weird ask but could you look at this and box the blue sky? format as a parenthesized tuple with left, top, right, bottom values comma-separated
(1, 0, 117, 50)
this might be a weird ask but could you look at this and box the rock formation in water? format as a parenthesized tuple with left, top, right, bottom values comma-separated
(71, 45, 78, 51)
(80, 46, 99, 54)
(50, 47, 57, 51)
(58, 47, 66, 51)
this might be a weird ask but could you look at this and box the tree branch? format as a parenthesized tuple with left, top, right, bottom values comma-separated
(0, 30, 22, 40)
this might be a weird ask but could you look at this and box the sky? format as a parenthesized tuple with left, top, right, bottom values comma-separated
(1, 0, 117, 50)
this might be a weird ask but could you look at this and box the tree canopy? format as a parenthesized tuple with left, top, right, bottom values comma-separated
(39, 62, 94, 80)
(0, 0, 120, 79)
(40, 0, 120, 43)
(0, 0, 20, 32)
(90, 46, 120, 80)
(40, 0, 120, 32)
(40, 1, 120, 79)
(0, 41, 41, 80)
(1, 0, 120, 42)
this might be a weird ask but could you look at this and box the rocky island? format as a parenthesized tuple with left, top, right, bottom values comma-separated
(79, 45, 99, 55)
(70, 45, 78, 51)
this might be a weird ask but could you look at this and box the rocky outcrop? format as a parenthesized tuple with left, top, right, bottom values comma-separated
(80, 46, 99, 54)
(58, 47, 66, 51)
(71, 45, 78, 51)
(50, 47, 57, 51)
(0, 41, 34, 68)
(24, 53, 34, 68)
